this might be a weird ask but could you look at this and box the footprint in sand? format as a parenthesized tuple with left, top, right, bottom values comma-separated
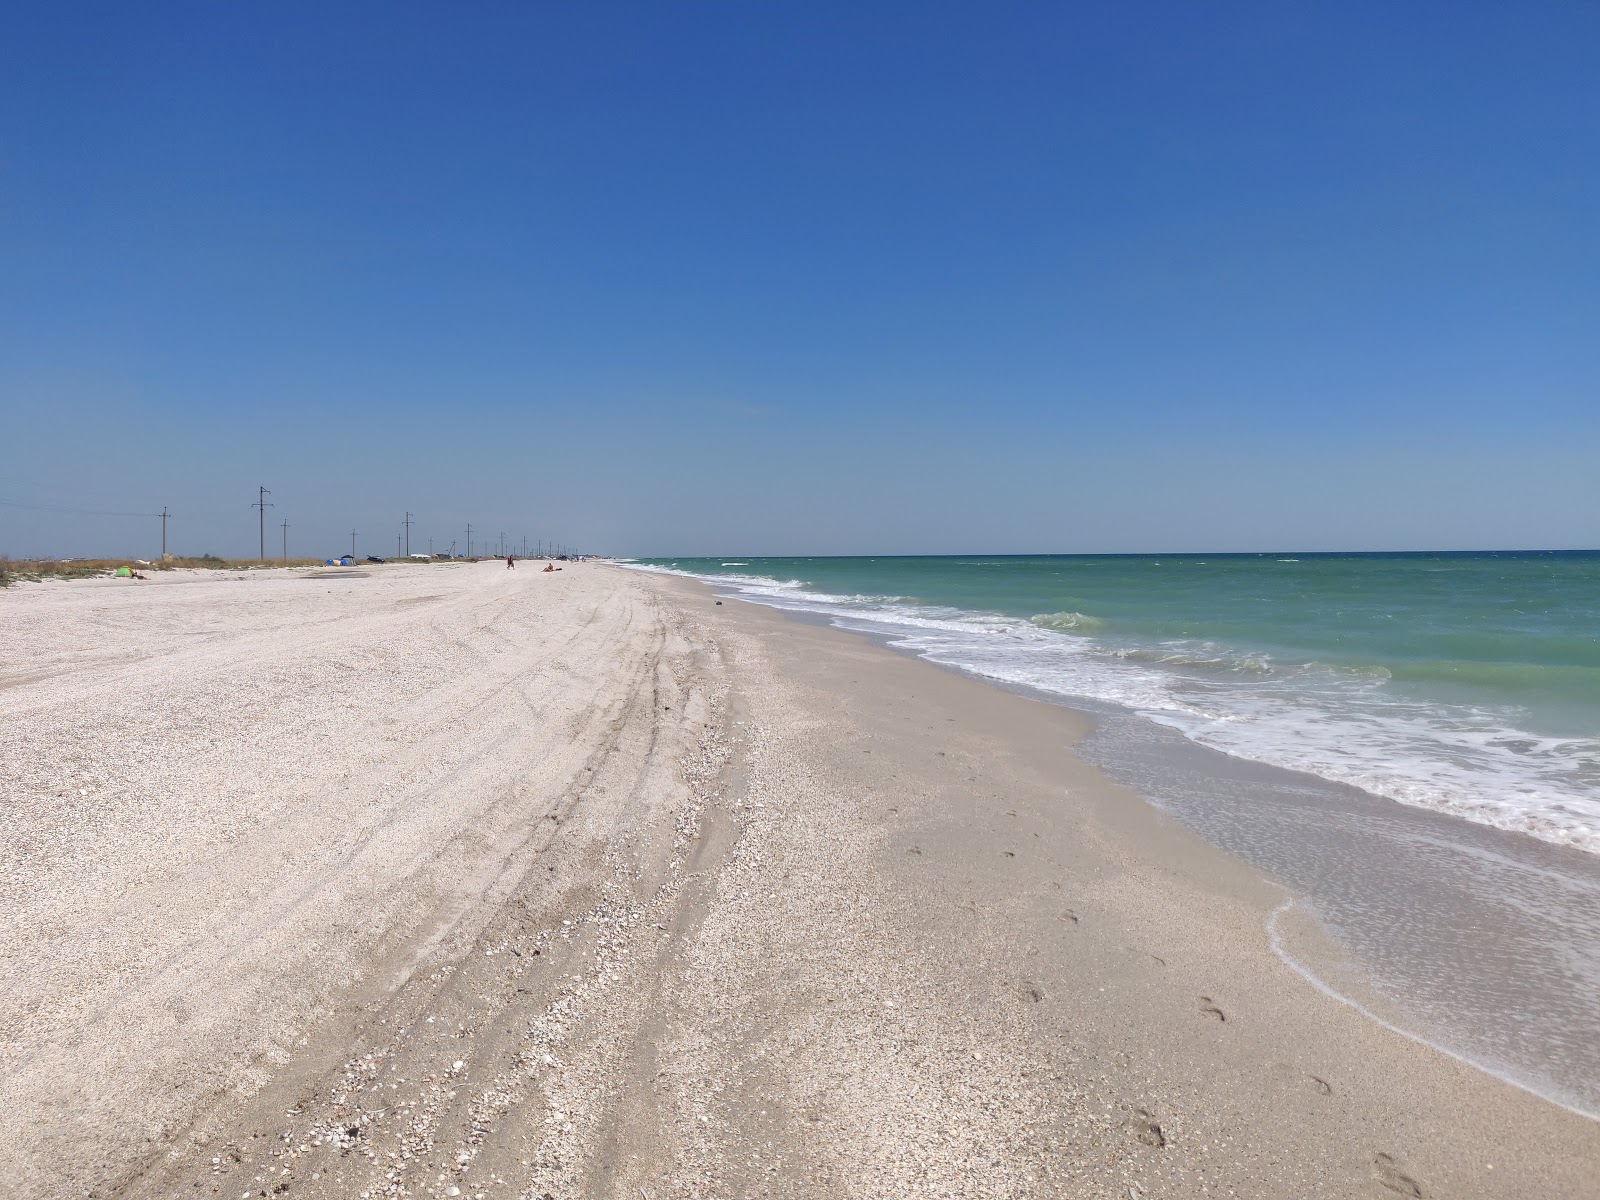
(906, 845, 923, 856)
(1059, 909, 1079, 924)
(1002, 850, 1016, 858)
(1372, 1153, 1423, 1197)
(1016, 981, 1045, 1003)
(1198, 996, 1226, 1022)
(1310, 1075, 1333, 1095)
(1125, 1107, 1166, 1148)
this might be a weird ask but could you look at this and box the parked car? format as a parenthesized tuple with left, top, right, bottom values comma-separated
(365, 555, 385, 563)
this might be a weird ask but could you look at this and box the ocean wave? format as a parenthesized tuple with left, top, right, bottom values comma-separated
(1304, 660, 1393, 681)
(1030, 611, 1104, 632)
(1107, 642, 1276, 674)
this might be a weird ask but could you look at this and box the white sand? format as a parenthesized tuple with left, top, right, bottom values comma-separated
(2, 562, 707, 1194)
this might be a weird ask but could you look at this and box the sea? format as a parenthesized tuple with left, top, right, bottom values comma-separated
(625, 552, 1600, 1116)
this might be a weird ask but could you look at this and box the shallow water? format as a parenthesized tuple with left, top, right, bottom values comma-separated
(1077, 702, 1600, 1118)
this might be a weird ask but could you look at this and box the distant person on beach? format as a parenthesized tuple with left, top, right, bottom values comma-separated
(506, 554, 515, 570)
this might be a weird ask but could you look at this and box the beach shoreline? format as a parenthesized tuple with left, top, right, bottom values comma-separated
(631, 559, 1600, 1121)
(2, 560, 1593, 1197)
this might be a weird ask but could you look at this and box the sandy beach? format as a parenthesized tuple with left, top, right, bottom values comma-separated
(1, 560, 1593, 1199)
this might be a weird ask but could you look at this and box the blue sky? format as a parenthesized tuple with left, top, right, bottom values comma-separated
(2, 1, 1596, 557)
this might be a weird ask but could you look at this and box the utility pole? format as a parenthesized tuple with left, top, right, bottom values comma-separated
(403, 511, 414, 556)
(466, 524, 473, 558)
(429, 537, 433, 557)
(500, 532, 506, 557)
(281, 519, 289, 561)
(351, 529, 358, 558)
(161, 507, 169, 558)
(397, 533, 402, 558)
(252, 486, 273, 561)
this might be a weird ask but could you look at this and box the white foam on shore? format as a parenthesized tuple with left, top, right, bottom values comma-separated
(625, 563, 1600, 855)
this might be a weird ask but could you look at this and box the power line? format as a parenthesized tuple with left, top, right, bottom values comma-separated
(251, 486, 273, 561)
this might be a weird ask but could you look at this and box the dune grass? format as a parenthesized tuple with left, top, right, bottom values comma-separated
(0, 556, 331, 586)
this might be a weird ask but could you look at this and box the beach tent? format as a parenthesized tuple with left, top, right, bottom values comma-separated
(114, 566, 132, 577)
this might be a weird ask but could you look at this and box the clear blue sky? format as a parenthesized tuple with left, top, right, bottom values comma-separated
(2, 1, 1596, 557)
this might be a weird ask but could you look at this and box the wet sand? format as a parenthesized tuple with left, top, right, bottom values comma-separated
(1, 561, 1593, 1197)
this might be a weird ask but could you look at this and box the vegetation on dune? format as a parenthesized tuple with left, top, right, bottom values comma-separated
(0, 556, 332, 585)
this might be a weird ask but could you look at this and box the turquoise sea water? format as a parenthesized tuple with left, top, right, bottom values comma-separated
(632, 552, 1600, 853)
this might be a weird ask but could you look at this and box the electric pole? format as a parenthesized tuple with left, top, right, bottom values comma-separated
(351, 529, 358, 558)
(252, 486, 273, 561)
(281, 518, 289, 561)
(397, 533, 402, 558)
(403, 511, 414, 556)
(466, 524, 473, 558)
(161, 507, 169, 558)
(500, 532, 506, 557)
